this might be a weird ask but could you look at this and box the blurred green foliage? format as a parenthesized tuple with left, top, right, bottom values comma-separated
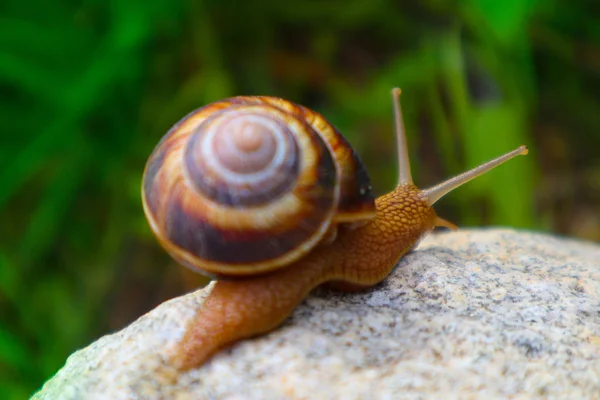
(1, 0, 599, 397)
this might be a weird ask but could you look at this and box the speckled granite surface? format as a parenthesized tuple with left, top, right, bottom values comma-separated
(33, 229, 600, 400)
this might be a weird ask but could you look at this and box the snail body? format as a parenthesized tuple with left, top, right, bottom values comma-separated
(142, 89, 528, 369)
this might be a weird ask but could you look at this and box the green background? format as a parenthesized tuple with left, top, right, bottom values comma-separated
(1, 0, 599, 397)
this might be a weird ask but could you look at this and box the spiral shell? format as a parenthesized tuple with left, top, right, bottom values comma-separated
(142, 96, 375, 277)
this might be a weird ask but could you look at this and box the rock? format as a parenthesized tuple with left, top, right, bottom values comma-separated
(33, 229, 600, 400)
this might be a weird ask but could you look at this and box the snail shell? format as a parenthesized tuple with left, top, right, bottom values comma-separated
(142, 96, 376, 277)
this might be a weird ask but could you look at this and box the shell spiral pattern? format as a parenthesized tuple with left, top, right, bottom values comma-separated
(142, 96, 375, 277)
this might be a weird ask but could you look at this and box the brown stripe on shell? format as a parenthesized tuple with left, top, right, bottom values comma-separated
(142, 145, 166, 218)
(142, 126, 189, 230)
(334, 145, 376, 220)
(164, 187, 332, 270)
(257, 96, 306, 117)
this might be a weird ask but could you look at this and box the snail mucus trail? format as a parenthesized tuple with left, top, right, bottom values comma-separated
(141, 88, 528, 369)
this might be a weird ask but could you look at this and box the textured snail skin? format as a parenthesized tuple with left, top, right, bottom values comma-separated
(170, 185, 437, 369)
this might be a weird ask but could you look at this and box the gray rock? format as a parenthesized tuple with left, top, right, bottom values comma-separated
(33, 229, 600, 400)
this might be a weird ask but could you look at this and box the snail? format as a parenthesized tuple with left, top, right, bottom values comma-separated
(142, 88, 528, 369)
